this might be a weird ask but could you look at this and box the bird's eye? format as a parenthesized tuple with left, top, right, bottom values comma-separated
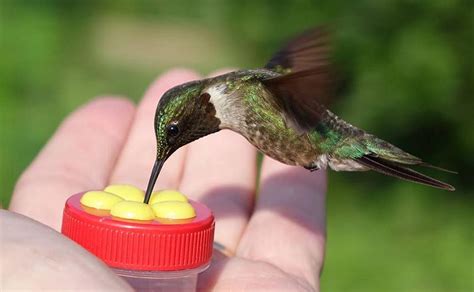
(166, 123, 180, 138)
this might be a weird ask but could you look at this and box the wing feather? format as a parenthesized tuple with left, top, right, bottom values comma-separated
(262, 26, 334, 133)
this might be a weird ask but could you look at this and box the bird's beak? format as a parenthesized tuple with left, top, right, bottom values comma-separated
(143, 158, 165, 204)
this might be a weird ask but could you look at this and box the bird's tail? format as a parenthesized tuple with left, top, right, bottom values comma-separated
(355, 154, 455, 191)
(329, 130, 455, 191)
(352, 136, 455, 191)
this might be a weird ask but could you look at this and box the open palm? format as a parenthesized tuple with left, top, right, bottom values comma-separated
(7, 69, 327, 291)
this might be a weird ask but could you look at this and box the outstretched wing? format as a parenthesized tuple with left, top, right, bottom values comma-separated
(265, 26, 331, 73)
(262, 26, 334, 133)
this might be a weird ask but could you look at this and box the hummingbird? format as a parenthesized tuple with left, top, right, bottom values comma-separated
(143, 27, 454, 203)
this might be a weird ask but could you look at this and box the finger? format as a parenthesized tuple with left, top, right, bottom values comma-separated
(180, 129, 257, 253)
(110, 69, 201, 190)
(1, 210, 132, 291)
(9, 97, 135, 230)
(237, 157, 327, 289)
(198, 257, 314, 291)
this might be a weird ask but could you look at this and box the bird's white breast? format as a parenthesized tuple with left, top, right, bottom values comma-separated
(205, 83, 243, 129)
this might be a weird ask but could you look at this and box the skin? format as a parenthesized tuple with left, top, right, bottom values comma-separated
(6, 69, 326, 291)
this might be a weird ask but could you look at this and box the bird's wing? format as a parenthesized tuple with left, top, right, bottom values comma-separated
(261, 26, 334, 133)
(265, 26, 331, 73)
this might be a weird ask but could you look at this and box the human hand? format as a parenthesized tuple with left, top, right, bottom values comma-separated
(8, 69, 327, 291)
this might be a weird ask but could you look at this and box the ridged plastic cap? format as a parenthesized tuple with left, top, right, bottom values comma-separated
(61, 193, 214, 271)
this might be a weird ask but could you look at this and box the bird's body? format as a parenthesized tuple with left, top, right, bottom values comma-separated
(203, 69, 418, 173)
(143, 27, 454, 203)
(205, 69, 321, 169)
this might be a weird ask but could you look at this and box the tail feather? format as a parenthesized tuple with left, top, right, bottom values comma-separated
(419, 162, 458, 174)
(356, 154, 455, 191)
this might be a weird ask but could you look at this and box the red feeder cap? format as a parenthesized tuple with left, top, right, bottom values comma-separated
(61, 193, 215, 271)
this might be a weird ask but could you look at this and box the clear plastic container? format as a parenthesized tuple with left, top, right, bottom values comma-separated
(113, 265, 209, 291)
(62, 192, 215, 292)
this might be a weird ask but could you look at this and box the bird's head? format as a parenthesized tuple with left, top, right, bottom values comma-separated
(144, 80, 221, 203)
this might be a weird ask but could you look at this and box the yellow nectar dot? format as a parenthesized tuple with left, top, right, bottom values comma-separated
(111, 201, 155, 221)
(152, 201, 196, 220)
(104, 184, 145, 202)
(80, 191, 123, 210)
(149, 189, 188, 205)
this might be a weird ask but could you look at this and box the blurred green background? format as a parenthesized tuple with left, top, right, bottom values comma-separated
(1, 0, 472, 290)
